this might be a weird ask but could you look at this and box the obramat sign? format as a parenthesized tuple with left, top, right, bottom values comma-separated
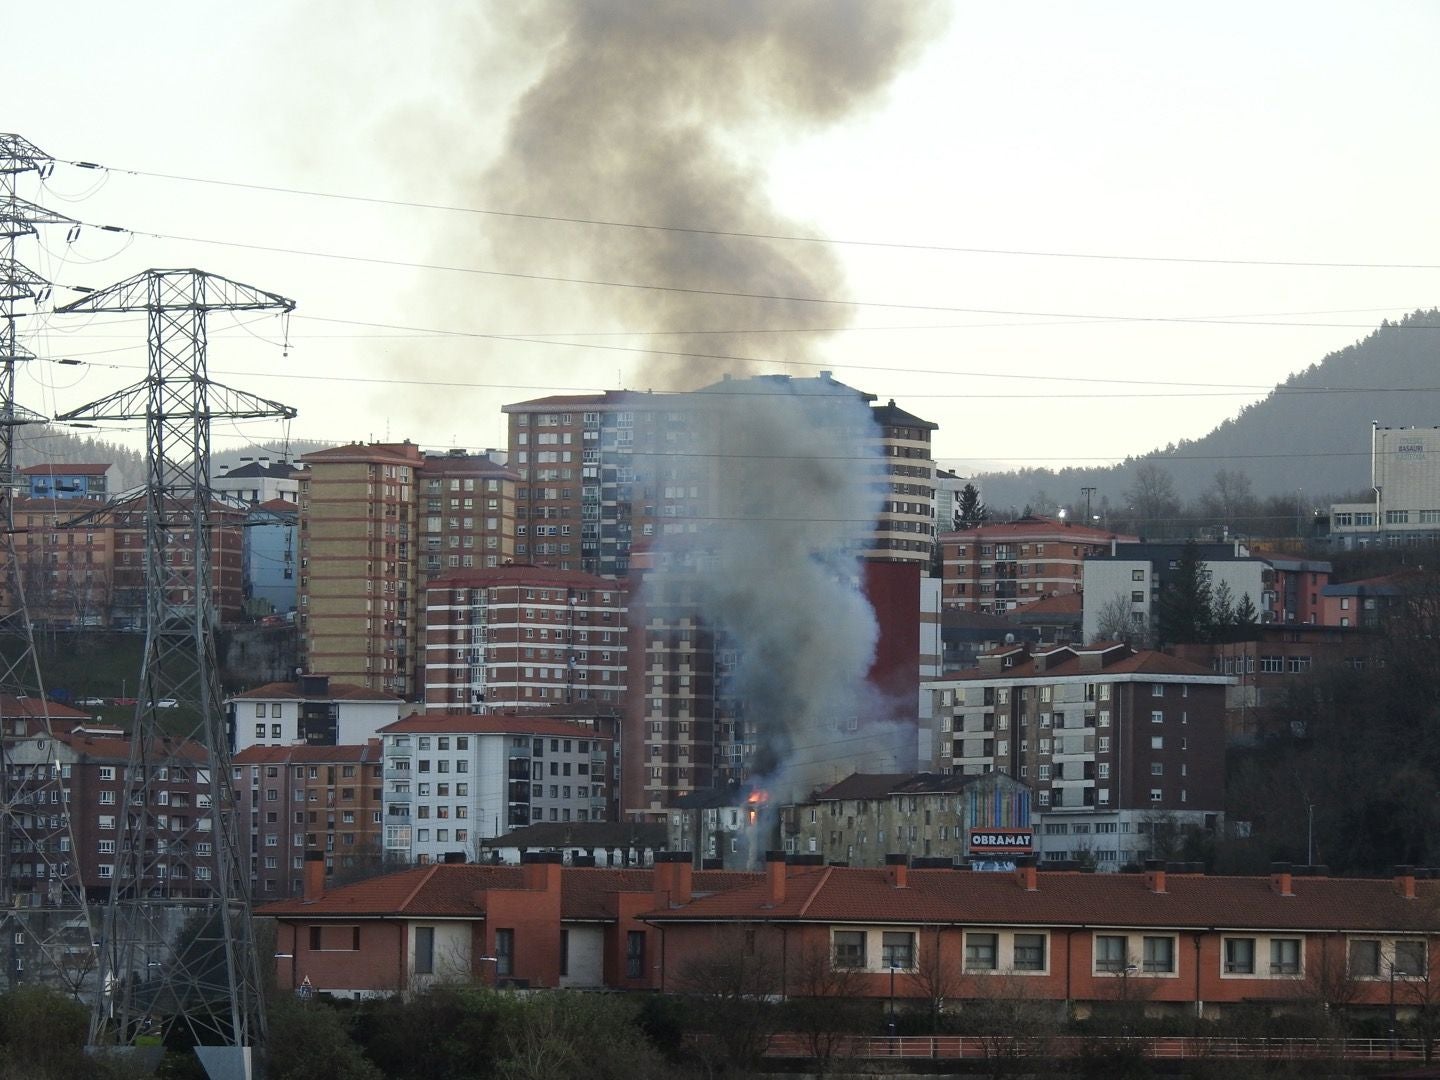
(968, 829, 1034, 853)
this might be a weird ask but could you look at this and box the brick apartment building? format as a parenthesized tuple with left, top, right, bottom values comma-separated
(4, 729, 215, 901)
(420, 566, 627, 714)
(110, 494, 247, 626)
(417, 449, 519, 582)
(231, 741, 384, 899)
(265, 854, 1440, 1021)
(298, 441, 425, 696)
(378, 711, 617, 866)
(926, 643, 1232, 868)
(502, 374, 939, 579)
(5, 497, 114, 627)
(941, 516, 1135, 614)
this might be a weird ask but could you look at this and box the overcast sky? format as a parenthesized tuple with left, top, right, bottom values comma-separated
(6, 1, 1438, 473)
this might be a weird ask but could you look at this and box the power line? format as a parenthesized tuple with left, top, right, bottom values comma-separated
(81, 162, 1440, 272)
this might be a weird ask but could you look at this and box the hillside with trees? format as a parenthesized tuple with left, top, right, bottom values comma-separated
(974, 309, 1440, 517)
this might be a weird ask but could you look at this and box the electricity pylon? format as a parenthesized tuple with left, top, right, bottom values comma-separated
(0, 134, 97, 998)
(58, 269, 295, 1080)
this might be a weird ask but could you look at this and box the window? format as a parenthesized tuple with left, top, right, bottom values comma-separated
(414, 927, 435, 975)
(1396, 939, 1428, 977)
(965, 932, 998, 971)
(626, 930, 645, 978)
(833, 930, 866, 969)
(1142, 936, 1175, 973)
(1095, 935, 1128, 972)
(496, 928, 515, 976)
(1013, 934, 1046, 972)
(1349, 939, 1381, 978)
(1224, 937, 1255, 974)
(1270, 938, 1301, 975)
(881, 931, 915, 970)
(1150, 710, 1164, 724)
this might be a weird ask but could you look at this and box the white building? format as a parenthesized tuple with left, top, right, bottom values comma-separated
(212, 457, 299, 505)
(1331, 425, 1440, 549)
(1081, 542, 1267, 643)
(378, 712, 616, 866)
(226, 675, 404, 754)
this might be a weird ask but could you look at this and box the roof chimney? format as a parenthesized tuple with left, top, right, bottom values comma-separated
(1014, 855, 1037, 892)
(1270, 861, 1293, 897)
(1395, 864, 1417, 900)
(521, 850, 563, 894)
(1144, 859, 1167, 894)
(885, 853, 909, 889)
(653, 851, 693, 908)
(765, 850, 786, 905)
(303, 851, 326, 901)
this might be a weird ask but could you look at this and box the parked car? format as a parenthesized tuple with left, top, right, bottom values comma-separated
(154, 698, 179, 709)
(75, 697, 107, 707)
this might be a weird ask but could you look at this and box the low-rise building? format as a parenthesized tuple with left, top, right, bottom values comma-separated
(18, 462, 109, 501)
(787, 771, 1032, 867)
(378, 711, 617, 866)
(475, 821, 667, 867)
(942, 517, 1135, 614)
(231, 741, 385, 900)
(226, 674, 404, 754)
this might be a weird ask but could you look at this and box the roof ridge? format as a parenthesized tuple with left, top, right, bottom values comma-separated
(797, 865, 833, 917)
(396, 863, 443, 913)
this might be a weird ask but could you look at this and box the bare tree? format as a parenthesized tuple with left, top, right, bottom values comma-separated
(674, 928, 782, 1077)
(1123, 461, 1180, 538)
(1091, 593, 1148, 649)
(909, 925, 960, 1031)
(960, 970, 1058, 1079)
(783, 941, 868, 1078)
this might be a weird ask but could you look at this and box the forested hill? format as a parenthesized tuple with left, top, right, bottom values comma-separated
(975, 309, 1440, 514)
(13, 428, 336, 491)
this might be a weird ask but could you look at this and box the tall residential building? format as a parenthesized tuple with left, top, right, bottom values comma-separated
(298, 441, 425, 696)
(941, 516, 1135, 614)
(501, 373, 939, 579)
(925, 642, 1231, 869)
(420, 566, 626, 714)
(111, 494, 247, 627)
(5, 498, 113, 627)
(417, 450, 519, 581)
(231, 741, 385, 899)
(377, 711, 617, 865)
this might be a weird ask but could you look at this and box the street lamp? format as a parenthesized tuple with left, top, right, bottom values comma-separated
(888, 963, 899, 1040)
(478, 954, 499, 988)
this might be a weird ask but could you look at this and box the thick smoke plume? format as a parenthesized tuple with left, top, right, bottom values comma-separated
(650, 377, 915, 807)
(469, 0, 943, 388)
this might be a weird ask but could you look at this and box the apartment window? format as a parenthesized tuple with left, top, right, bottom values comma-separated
(1270, 938, 1302, 975)
(881, 931, 915, 970)
(626, 930, 645, 978)
(1013, 933, 1046, 971)
(1396, 939, 1429, 976)
(1224, 937, 1255, 974)
(965, 932, 998, 971)
(1131, 569, 1144, 581)
(1142, 936, 1176, 973)
(1095, 935, 1128, 972)
(833, 930, 866, 969)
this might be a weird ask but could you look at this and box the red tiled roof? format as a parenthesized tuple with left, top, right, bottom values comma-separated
(233, 741, 381, 765)
(502, 391, 653, 411)
(254, 498, 298, 513)
(643, 868, 1440, 933)
(1014, 592, 1083, 615)
(0, 696, 90, 719)
(58, 732, 208, 762)
(257, 864, 758, 919)
(228, 681, 402, 702)
(379, 713, 614, 739)
(813, 772, 1014, 802)
(300, 443, 424, 465)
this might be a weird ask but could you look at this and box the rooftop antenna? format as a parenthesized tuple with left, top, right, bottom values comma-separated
(58, 269, 296, 1080)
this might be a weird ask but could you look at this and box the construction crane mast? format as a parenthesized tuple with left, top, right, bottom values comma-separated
(59, 269, 296, 1080)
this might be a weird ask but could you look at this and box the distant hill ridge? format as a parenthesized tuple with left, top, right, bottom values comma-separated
(975, 309, 1440, 512)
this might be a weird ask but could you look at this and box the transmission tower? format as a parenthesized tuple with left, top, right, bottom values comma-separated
(0, 135, 98, 998)
(58, 269, 295, 1080)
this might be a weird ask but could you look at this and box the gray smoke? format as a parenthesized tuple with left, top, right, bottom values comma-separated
(649, 376, 914, 806)
(468, 0, 945, 388)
